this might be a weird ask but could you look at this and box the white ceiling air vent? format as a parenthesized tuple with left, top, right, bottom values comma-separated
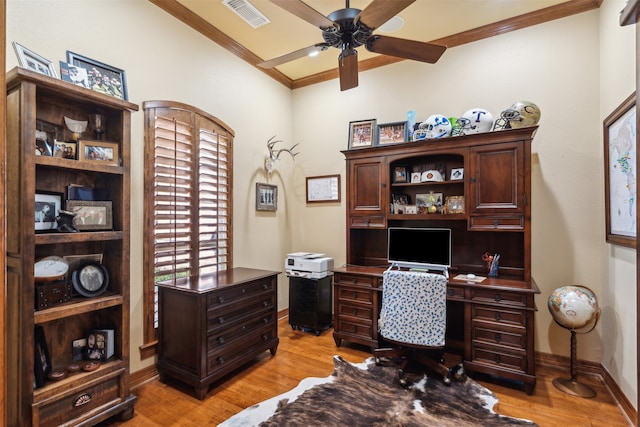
(222, 0, 270, 29)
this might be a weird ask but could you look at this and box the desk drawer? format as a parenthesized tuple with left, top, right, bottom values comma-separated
(334, 274, 378, 288)
(472, 305, 526, 327)
(468, 215, 524, 231)
(338, 319, 373, 339)
(470, 289, 527, 307)
(472, 323, 526, 349)
(33, 368, 125, 427)
(471, 344, 527, 373)
(336, 287, 375, 305)
(337, 302, 373, 321)
(446, 286, 465, 300)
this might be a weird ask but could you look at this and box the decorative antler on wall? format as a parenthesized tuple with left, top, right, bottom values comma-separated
(265, 135, 300, 175)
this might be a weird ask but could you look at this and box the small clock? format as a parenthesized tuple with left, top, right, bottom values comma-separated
(72, 263, 109, 297)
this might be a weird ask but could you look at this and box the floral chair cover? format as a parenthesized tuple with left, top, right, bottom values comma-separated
(378, 269, 447, 347)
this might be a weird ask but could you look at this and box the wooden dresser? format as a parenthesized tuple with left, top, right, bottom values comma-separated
(157, 268, 280, 400)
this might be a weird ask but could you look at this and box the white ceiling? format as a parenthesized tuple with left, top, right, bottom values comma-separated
(173, 0, 589, 83)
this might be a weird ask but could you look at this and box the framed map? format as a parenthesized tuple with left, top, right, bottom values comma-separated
(604, 92, 636, 247)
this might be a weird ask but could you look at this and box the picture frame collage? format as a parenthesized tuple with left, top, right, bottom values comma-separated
(348, 119, 410, 149)
(13, 42, 128, 101)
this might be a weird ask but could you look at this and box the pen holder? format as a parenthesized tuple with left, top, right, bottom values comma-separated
(488, 259, 499, 277)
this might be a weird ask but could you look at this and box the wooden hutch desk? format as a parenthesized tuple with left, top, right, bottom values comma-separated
(336, 126, 540, 394)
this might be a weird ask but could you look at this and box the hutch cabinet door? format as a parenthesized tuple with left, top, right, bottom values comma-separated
(348, 157, 387, 216)
(468, 142, 524, 215)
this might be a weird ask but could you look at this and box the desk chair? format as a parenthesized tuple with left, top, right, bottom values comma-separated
(374, 269, 452, 386)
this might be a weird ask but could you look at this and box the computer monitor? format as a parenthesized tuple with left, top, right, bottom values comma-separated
(387, 227, 452, 276)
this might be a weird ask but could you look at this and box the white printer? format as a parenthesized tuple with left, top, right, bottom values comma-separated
(285, 252, 334, 279)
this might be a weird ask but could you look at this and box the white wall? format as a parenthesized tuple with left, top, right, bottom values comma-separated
(6, 0, 637, 409)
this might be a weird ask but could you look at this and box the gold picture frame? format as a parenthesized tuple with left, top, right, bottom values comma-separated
(78, 140, 119, 166)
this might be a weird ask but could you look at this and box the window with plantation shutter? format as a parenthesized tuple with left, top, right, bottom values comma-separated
(141, 101, 234, 356)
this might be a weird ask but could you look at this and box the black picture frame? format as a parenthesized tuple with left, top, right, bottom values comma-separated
(66, 51, 128, 100)
(35, 190, 63, 233)
(34, 326, 51, 388)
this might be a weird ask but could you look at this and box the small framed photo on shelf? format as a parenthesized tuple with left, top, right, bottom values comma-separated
(34, 326, 52, 388)
(445, 195, 465, 214)
(450, 167, 464, 180)
(66, 51, 128, 100)
(35, 191, 63, 232)
(53, 140, 77, 160)
(416, 192, 443, 214)
(66, 200, 113, 231)
(59, 61, 90, 88)
(78, 140, 119, 165)
(377, 121, 408, 145)
(13, 42, 57, 78)
(393, 166, 408, 183)
(348, 119, 377, 149)
(411, 172, 421, 183)
(256, 182, 277, 211)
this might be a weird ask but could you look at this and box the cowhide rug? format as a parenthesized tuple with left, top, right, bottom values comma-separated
(219, 355, 538, 427)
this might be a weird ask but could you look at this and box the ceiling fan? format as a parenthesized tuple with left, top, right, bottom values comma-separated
(257, 0, 447, 91)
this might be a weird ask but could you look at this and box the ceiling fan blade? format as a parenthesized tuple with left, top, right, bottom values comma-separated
(366, 35, 446, 64)
(339, 49, 358, 91)
(269, 0, 336, 29)
(258, 43, 329, 69)
(357, 0, 415, 30)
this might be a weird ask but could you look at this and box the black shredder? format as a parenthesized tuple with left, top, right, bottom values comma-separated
(288, 275, 333, 336)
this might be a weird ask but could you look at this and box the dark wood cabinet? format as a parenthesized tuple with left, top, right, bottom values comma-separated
(337, 127, 539, 393)
(157, 268, 280, 400)
(5, 67, 138, 426)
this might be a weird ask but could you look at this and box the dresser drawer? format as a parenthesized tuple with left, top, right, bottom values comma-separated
(206, 279, 274, 309)
(470, 289, 528, 307)
(472, 324, 526, 349)
(471, 344, 527, 373)
(33, 368, 125, 427)
(337, 319, 373, 339)
(472, 305, 526, 327)
(208, 307, 275, 342)
(207, 292, 275, 332)
(207, 325, 276, 375)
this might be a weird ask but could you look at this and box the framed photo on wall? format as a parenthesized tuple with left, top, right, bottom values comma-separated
(256, 183, 277, 211)
(603, 91, 636, 248)
(348, 119, 377, 149)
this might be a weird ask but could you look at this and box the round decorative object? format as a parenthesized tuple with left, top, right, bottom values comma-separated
(48, 370, 67, 382)
(72, 263, 109, 297)
(548, 286, 599, 330)
(34, 256, 69, 282)
(66, 363, 81, 374)
(82, 361, 100, 372)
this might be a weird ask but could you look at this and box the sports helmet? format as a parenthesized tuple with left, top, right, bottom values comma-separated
(493, 101, 541, 130)
(451, 108, 494, 136)
(418, 114, 452, 139)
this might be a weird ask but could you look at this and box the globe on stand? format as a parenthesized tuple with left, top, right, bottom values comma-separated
(547, 286, 600, 397)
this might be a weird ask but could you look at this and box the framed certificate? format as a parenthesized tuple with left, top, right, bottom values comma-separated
(306, 175, 341, 203)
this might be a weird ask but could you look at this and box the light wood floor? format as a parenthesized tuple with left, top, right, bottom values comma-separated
(105, 317, 631, 426)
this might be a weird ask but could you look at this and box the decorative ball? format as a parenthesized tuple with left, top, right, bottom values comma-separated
(548, 286, 599, 330)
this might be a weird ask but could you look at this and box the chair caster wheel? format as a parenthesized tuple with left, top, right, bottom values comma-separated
(443, 376, 451, 386)
(375, 357, 382, 365)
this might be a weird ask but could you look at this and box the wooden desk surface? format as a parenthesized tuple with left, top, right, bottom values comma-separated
(156, 267, 281, 293)
(332, 265, 539, 294)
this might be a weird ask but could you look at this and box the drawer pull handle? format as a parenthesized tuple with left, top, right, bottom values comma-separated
(263, 317, 269, 324)
(495, 333, 501, 342)
(218, 296, 225, 303)
(494, 219, 499, 226)
(495, 355, 502, 364)
(352, 309, 357, 315)
(218, 316, 225, 324)
(352, 278, 357, 284)
(74, 393, 92, 407)
(447, 290, 455, 296)
(262, 301, 269, 307)
(242, 288, 247, 294)
(495, 313, 501, 321)
(352, 326, 358, 333)
(352, 292, 358, 298)
(217, 356, 224, 364)
(263, 283, 269, 290)
(494, 295, 502, 302)
(218, 337, 225, 344)
(262, 334, 268, 341)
